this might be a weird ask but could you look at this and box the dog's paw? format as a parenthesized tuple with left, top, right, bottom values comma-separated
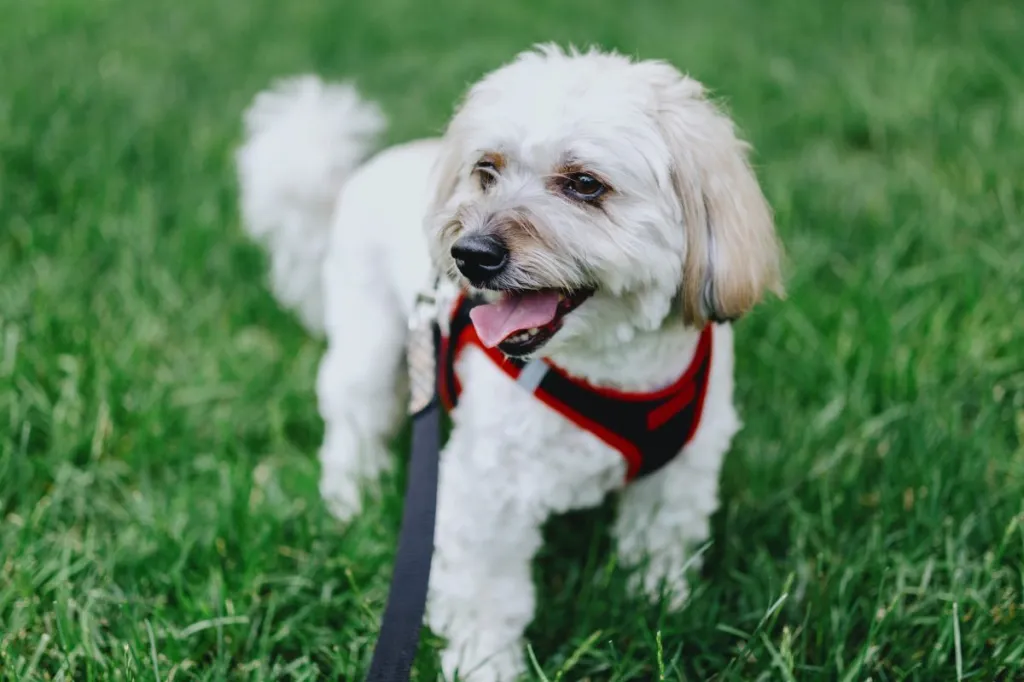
(318, 468, 362, 522)
(627, 560, 692, 613)
(441, 640, 526, 682)
(317, 428, 393, 522)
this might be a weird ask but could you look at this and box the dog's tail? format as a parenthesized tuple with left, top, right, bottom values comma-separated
(235, 75, 386, 333)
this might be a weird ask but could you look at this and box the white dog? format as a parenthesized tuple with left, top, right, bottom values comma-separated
(236, 44, 782, 681)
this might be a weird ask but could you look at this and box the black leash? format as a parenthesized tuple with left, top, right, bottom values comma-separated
(364, 288, 442, 682)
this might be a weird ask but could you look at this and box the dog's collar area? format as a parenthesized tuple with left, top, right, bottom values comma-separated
(438, 293, 713, 480)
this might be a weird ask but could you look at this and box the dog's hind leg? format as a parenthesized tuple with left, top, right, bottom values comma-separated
(315, 257, 408, 522)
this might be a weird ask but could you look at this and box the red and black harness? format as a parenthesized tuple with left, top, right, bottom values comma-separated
(438, 293, 714, 481)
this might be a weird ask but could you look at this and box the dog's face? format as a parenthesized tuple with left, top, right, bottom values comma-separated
(427, 45, 783, 358)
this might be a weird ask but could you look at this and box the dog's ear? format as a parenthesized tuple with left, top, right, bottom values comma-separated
(642, 62, 784, 327)
(422, 96, 474, 267)
(428, 86, 479, 215)
(429, 130, 464, 212)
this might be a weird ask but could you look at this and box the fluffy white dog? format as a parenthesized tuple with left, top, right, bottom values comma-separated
(236, 44, 782, 681)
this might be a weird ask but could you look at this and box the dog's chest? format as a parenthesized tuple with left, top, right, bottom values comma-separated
(443, 348, 627, 513)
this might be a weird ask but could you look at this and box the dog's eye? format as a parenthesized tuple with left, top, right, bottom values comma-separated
(474, 161, 498, 191)
(563, 173, 607, 202)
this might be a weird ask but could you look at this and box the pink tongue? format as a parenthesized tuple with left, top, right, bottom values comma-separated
(469, 292, 561, 348)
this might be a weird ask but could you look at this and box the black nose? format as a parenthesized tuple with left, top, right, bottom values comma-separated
(451, 234, 509, 283)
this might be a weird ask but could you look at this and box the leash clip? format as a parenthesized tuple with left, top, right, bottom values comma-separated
(406, 274, 440, 416)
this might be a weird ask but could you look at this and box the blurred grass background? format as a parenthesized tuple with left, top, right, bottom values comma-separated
(1, 0, 1023, 679)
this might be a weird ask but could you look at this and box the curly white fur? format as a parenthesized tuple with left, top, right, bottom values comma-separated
(236, 45, 782, 682)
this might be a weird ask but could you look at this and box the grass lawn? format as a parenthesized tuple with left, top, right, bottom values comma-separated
(2, 0, 1023, 679)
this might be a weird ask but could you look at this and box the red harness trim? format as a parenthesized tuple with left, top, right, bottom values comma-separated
(438, 294, 713, 481)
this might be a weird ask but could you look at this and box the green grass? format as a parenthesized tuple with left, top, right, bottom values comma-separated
(1, 0, 1023, 679)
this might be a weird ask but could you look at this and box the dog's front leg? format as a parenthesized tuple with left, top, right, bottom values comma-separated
(613, 325, 741, 611)
(426, 437, 545, 682)
(612, 456, 720, 611)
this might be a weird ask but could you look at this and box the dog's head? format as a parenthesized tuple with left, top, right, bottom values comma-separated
(426, 44, 783, 358)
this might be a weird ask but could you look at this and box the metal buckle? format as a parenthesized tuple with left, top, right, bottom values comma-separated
(406, 274, 440, 415)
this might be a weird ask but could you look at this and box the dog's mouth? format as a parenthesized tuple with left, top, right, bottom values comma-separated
(468, 288, 595, 357)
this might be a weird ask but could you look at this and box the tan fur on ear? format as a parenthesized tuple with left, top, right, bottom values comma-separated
(643, 62, 784, 327)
